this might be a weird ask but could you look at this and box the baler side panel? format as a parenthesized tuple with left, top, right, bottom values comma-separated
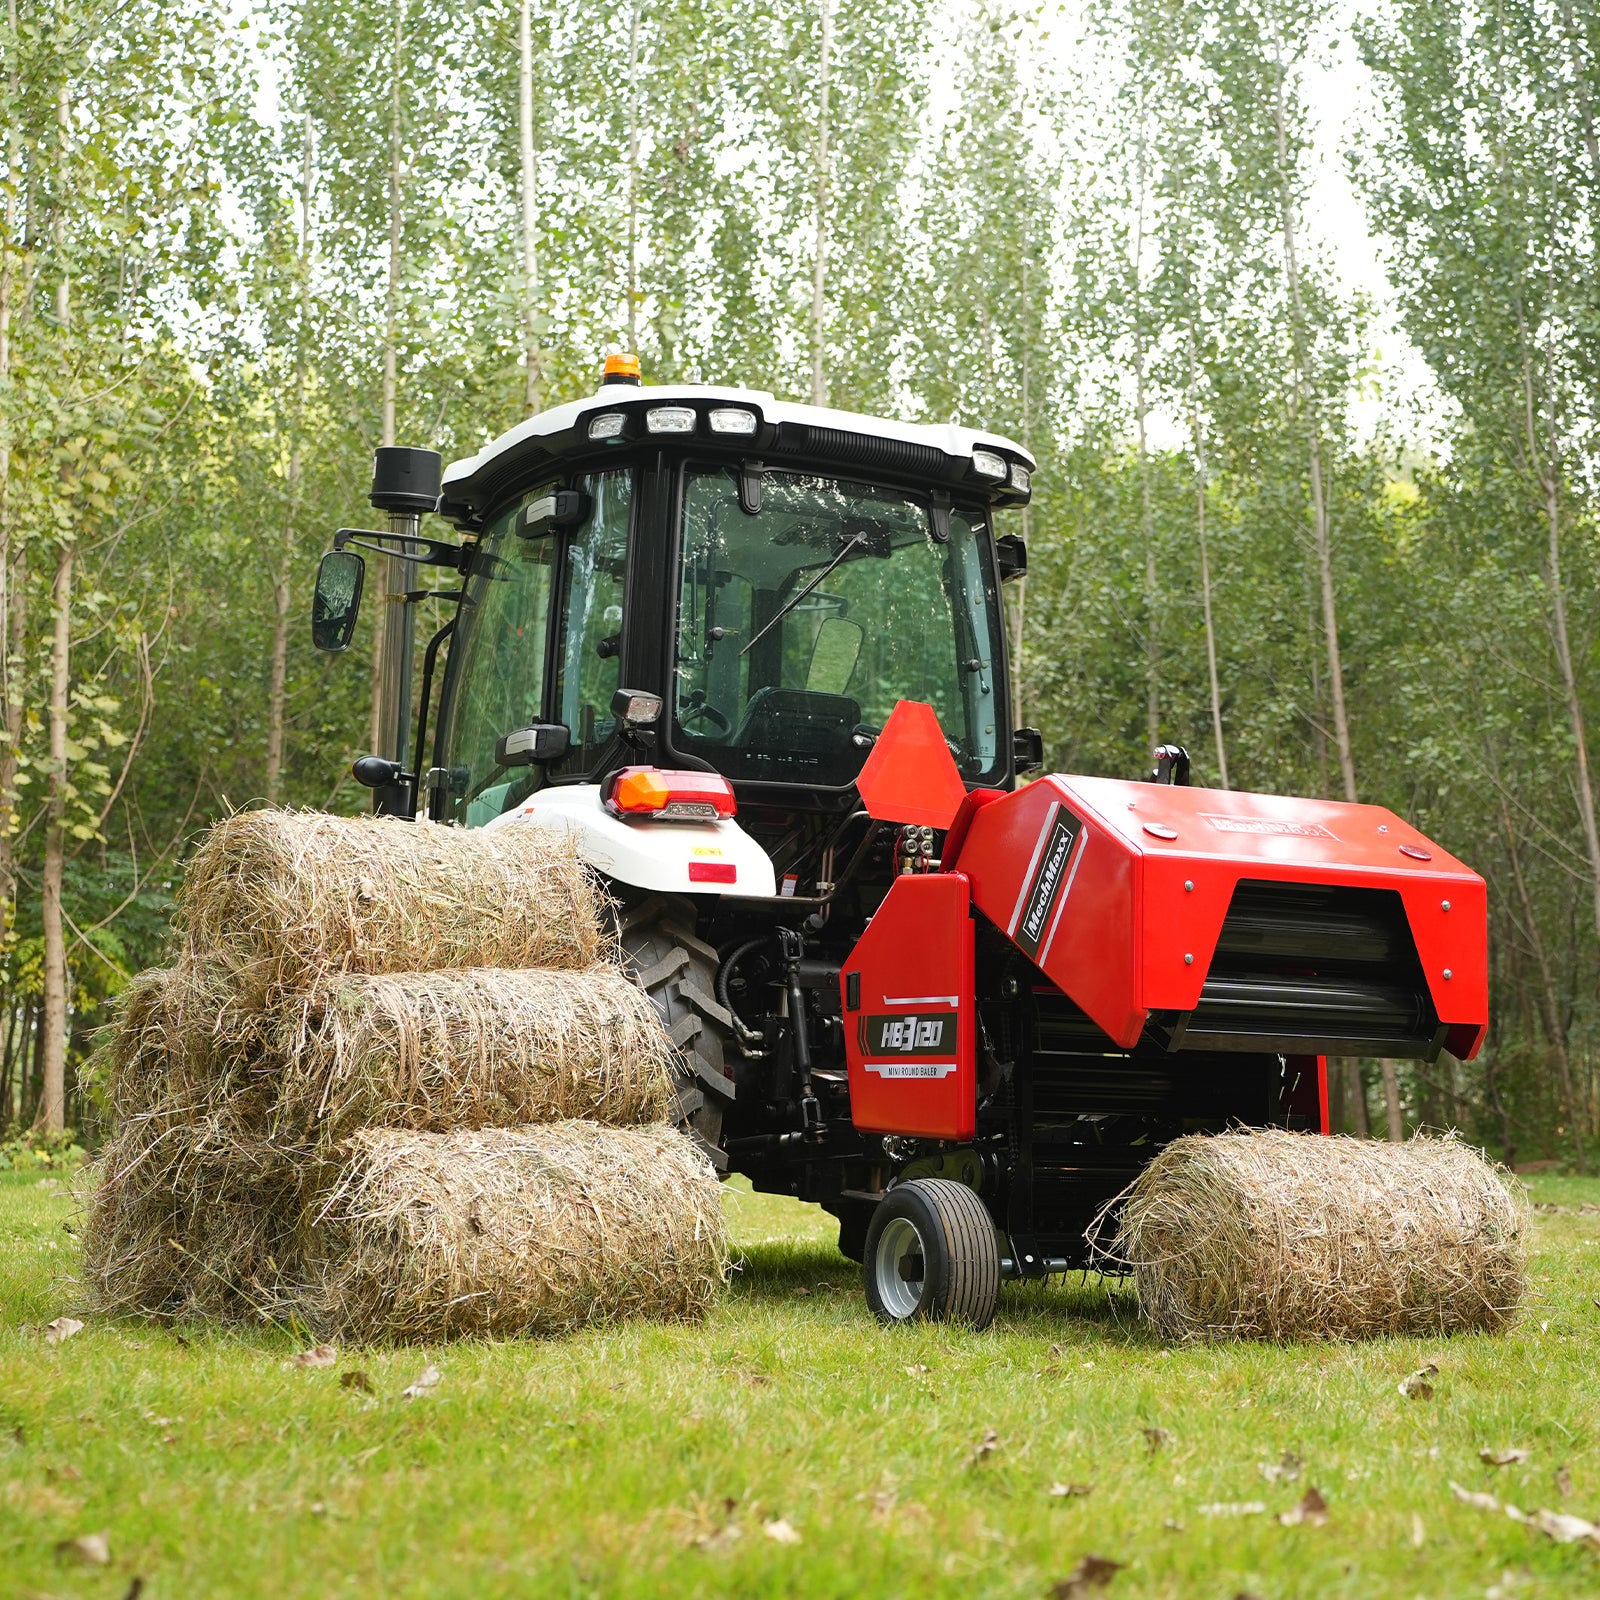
(841, 871, 976, 1140)
(959, 780, 1142, 1046)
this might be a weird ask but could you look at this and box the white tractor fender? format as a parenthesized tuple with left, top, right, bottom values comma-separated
(484, 783, 777, 898)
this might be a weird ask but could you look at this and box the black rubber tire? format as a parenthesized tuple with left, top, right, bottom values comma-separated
(619, 894, 736, 1172)
(862, 1178, 1001, 1329)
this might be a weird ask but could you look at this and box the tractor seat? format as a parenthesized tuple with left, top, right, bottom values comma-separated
(734, 687, 862, 755)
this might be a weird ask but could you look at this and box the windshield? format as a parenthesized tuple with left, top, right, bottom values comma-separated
(436, 469, 633, 824)
(673, 467, 1003, 786)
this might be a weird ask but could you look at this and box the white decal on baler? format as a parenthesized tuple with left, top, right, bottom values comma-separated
(1007, 801, 1062, 938)
(865, 1061, 960, 1079)
(1037, 826, 1089, 966)
(1202, 814, 1336, 840)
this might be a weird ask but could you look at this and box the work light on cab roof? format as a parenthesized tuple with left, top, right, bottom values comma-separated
(311, 351, 1489, 1333)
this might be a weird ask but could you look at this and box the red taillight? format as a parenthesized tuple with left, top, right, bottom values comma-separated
(688, 861, 738, 884)
(604, 766, 737, 821)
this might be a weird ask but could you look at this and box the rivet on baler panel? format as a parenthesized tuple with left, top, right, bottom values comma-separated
(1184, 880, 1194, 892)
(1184, 953, 1194, 965)
(1442, 900, 1451, 911)
(1444, 969, 1453, 980)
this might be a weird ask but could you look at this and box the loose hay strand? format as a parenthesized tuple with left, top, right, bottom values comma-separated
(1092, 1129, 1529, 1343)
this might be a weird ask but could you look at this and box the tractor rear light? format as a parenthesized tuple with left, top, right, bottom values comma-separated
(604, 765, 737, 820)
(972, 449, 1007, 480)
(588, 412, 628, 442)
(688, 860, 738, 884)
(1008, 462, 1031, 494)
(708, 406, 758, 436)
(646, 406, 697, 435)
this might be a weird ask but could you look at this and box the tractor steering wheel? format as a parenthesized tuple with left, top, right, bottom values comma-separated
(681, 699, 733, 738)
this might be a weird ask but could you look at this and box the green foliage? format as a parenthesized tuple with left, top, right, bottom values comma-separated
(0, 1125, 86, 1170)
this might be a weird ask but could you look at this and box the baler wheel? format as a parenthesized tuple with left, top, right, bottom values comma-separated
(863, 1179, 1000, 1330)
(619, 893, 736, 1172)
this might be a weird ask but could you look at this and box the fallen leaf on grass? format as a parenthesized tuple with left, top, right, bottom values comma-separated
(339, 1370, 374, 1395)
(1199, 1502, 1267, 1517)
(1557, 1465, 1573, 1498)
(1450, 1482, 1503, 1512)
(1260, 1451, 1303, 1484)
(1161, 1518, 1184, 1533)
(1481, 1448, 1531, 1467)
(1449, 1482, 1600, 1549)
(1398, 1364, 1438, 1400)
(763, 1517, 801, 1545)
(44, 1318, 83, 1345)
(904, 1364, 928, 1377)
(971, 1427, 1000, 1465)
(1050, 1553, 1123, 1595)
(55, 1532, 109, 1565)
(1410, 1512, 1425, 1547)
(1050, 1482, 1094, 1499)
(1142, 1426, 1173, 1453)
(1277, 1487, 1329, 1527)
(402, 1363, 442, 1400)
(286, 1344, 337, 1369)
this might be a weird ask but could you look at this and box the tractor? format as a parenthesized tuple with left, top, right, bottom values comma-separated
(312, 353, 1489, 1328)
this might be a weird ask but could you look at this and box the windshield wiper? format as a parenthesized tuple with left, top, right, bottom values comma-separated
(740, 532, 867, 657)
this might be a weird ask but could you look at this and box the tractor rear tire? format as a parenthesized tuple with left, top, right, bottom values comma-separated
(619, 894, 736, 1173)
(863, 1179, 1001, 1329)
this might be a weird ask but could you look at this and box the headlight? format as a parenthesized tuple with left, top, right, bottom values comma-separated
(708, 407, 758, 436)
(646, 406, 697, 435)
(1009, 463, 1031, 494)
(972, 449, 1007, 480)
(588, 412, 627, 442)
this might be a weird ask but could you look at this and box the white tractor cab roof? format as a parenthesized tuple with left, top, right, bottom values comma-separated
(436, 380, 1035, 530)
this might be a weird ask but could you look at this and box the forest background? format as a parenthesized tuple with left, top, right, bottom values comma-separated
(0, 0, 1594, 1169)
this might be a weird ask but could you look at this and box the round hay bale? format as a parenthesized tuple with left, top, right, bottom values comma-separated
(274, 966, 675, 1140)
(176, 809, 605, 1005)
(89, 964, 285, 1118)
(1098, 1129, 1529, 1343)
(80, 1115, 305, 1320)
(300, 1122, 728, 1342)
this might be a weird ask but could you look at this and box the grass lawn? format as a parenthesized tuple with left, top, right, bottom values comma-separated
(3, 1167, 1600, 1599)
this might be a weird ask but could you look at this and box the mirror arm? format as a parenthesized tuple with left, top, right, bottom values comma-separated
(333, 528, 466, 569)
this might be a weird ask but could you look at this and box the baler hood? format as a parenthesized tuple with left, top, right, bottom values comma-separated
(951, 775, 1487, 1062)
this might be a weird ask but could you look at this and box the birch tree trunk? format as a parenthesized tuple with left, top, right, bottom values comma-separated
(0, 0, 20, 938)
(809, 0, 832, 407)
(38, 538, 71, 1133)
(266, 115, 315, 805)
(1269, 34, 1356, 804)
(518, 0, 541, 411)
(1131, 127, 1158, 751)
(1379, 1058, 1403, 1141)
(624, 0, 641, 352)
(38, 81, 72, 1134)
(370, 0, 405, 756)
(1187, 330, 1227, 787)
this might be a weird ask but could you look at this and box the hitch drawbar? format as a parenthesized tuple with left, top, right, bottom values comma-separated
(840, 774, 1487, 1140)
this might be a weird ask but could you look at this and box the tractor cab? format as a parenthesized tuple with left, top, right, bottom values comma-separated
(416, 362, 1033, 837)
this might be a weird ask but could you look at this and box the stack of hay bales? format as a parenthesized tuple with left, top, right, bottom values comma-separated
(83, 809, 728, 1339)
(1098, 1128, 1529, 1342)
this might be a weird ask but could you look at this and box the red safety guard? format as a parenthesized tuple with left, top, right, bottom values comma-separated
(855, 700, 969, 831)
(841, 871, 975, 1140)
(956, 775, 1489, 1059)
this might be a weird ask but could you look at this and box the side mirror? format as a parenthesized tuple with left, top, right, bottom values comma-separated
(807, 616, 864, 694)
(996, 534, 1028, 583)
(1013, 727, 1044, 774)
(313, 550, 366, 653)
(495, 723, 571, 767)
(518, 488, 590, 538)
